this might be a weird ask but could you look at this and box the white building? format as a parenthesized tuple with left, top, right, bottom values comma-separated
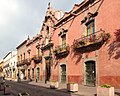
(3, 51, 17, 80)
(10, 51, 17, 80)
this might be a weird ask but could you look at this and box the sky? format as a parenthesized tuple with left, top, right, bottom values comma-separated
(0, 0, 83, 59)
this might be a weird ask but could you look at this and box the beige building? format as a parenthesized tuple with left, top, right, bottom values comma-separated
(16, 39, 29, 80)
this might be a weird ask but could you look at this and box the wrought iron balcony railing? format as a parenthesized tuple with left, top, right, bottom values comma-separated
(17, 59, 31, 67)
(24, 58, 31, 65)
(32, 55, 42, 63)
(41, 42, 54, 51)
(17, 60, 24, 67)
(53, 43, 70, 57)
(73, 29, 110, 50)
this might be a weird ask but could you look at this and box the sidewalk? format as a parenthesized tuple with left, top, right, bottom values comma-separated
(23, 80, 97, 96)
(10, 79, 120, 96)
(22, 80, 120, 96)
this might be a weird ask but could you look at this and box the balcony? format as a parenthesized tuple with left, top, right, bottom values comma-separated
(24, 59, 31, 65)
(41, 42, 54, 51)
(73, 29, 110, 51)
(32, 55, 42, 63)
(17, 59, 31, 67)
(17, 61, 24, 67)
(53, 43, 70, 58)
(19, 65, 26, 70)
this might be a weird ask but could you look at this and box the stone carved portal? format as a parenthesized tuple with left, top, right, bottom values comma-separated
(45, 59, 51, 82)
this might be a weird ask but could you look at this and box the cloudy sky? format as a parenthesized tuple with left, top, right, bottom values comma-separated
(0, 0, 83, 59)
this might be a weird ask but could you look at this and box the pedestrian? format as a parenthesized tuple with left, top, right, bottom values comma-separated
(17, 73, 20, 82)
(3, 75, 5, 80)
(36, 78, 37, 82)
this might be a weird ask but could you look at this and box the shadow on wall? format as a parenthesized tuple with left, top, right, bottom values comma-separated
(108, 29, 120, 60)
(70, 39, 105, 65)
(70, 44, 82, 65)
(53, 56, 59, 69)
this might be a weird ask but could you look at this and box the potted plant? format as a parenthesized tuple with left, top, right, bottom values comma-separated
(65, 45, 70, 51)
(4, 85, 11, 95)
(18, 92, 29, 96)
(97, 84, 114, 96)
(101, 33, 110, 41)
(67, 82, 78, 92)
(89, 34, 96, 42)
(50, 80, 59, 89)
(53, 49, 57, 54)
(79, 39, 85, 46)
(57, 47, 62, 53)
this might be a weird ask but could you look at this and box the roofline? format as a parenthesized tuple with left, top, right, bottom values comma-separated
(3, 51, 12, 59)
(55, 0, 96, 27)
(16, 40, 27, 49)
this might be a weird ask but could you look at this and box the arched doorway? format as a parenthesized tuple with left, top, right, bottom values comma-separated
(32, 68, 34, 80)
(60, 64, 66, 83)
(85, 60, 96, 86)
(20, 69, 25, 80)
(28, 69, 30, 80)
(37, 68, 40, 80)
(46, 63, 51, 81)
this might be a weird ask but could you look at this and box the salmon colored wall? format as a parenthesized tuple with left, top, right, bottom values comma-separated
(20, 0, 120, 88)
(26, 37, 43, 81)
(95, 0, 120, 87)
(51, 0, 120, 87)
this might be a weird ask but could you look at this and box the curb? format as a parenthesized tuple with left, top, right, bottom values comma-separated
(28, 82, 81, 96)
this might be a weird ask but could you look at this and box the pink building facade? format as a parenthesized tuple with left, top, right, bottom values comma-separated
(25, 3, 63, 83)
(26, 34, 43, 81)
(17, 0, 120, 88)
(51, 0, 120, 88)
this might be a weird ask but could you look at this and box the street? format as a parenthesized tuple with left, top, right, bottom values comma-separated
(6, 80, 80, 96)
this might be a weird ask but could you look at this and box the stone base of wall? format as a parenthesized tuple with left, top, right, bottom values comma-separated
(52, 76, 59, 81)
(99, 76, 120, 88)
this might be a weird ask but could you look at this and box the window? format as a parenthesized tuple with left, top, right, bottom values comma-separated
(37, 68, 40, 80)
(18, 56, 19, 61)
(21, 54, 22, 61)
(61, 35, 66, 45)
(86, 20, 95, 42)
(32, 68, 34, 79)
(24, 53, 25, 60)
(28, 69, 30, 79)
(46, 26, 49, 34)
(14, 62, 15, 66)
(45, 37, 49, 45)
(27, 49, 31, 59)
(86, 20, 95, 36)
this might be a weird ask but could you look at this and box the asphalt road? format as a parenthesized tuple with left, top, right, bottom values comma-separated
(6, 80, 80, 96)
